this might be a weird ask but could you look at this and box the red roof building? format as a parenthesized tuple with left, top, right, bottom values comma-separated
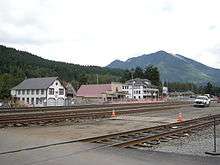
(77, 84, 112, 98)
(77, 83, 126, 102)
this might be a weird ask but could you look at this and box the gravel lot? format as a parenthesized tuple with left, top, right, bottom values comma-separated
(0, 103, 220, 154)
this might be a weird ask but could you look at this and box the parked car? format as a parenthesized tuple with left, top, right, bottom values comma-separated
(193, 95, 210, 107)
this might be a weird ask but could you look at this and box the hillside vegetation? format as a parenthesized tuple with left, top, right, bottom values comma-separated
(107, 51, 220, 84)
(0, 45, 124, 98)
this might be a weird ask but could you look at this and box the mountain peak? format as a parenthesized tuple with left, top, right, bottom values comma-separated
(154, 50, 170, 54)
(106, 50, 220, 84)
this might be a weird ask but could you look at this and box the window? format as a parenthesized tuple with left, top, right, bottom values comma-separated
(123, 86, 128, 89)
(22, 98, 25, 101)
(59, 88, 64, 95)
(27, 89, 30, 95)
(55, 82, 58, 86)
(22, 90, 25, 95)
(39, 98, 43, 104)
(27, 98, 29, 103)
(36, 98, 39, 104)
(41, 89, 44, 95)
(41, 97, 46, 103)
(18, 90, 21, 95)
(49, 88, 54, 95)
(36, 89, 39, 95)
(17, 97, 20, 101)
(31, 98, 34, 104)
(31, 90, 34, 95)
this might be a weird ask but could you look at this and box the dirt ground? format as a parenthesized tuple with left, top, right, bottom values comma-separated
(0, 103, 220, 153)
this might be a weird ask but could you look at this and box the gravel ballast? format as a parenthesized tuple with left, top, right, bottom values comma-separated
(139, 125, 220, 157)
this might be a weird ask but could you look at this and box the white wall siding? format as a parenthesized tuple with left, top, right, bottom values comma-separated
(46, 80, 66, 106)
(11, 80, 66, 107)
(14, 89, 47, 107)
(122, 84, 159, 99)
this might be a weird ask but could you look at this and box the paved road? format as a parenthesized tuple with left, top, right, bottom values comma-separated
(0, 142, 219, 165)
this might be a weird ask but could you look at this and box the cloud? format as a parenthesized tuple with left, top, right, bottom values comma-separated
(0, 0, 53, 45)
(161, 1, 174, 12)
(209, 45, 220, 55)
(0, 0, 220, 68)
(208, 25, 217, 31)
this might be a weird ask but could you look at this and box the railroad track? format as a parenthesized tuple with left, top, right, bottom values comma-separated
(0, 101, 189, 113)
(0, 114, 218, 156)
(78, 114, 220, 149)
(0, 102, 190, 127)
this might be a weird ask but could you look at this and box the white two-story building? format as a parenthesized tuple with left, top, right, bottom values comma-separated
(11, 77, 66, 107)
(122, 78, 159, 99)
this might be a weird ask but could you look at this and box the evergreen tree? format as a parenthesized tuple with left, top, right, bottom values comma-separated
(144, 65, 160, 86)
(134, 67, 144, 79)
(204, 82, 213, 94)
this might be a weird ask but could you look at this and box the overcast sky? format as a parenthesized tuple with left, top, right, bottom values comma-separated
(0, 0, 220, 68)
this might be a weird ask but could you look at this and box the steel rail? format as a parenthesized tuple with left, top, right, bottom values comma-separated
(0, 104, 189, 126)
(0, 104, 188, 120)
(0, 115, 217, 155)
(78, 115, 220, 148)
(0, 101, 189, 113)
(112, 121, 216, 148)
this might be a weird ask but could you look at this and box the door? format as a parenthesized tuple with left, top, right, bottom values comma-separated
(47, 98, 56, 106)
(57, 98, 64, 106)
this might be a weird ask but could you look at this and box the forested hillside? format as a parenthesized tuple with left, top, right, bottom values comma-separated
(107, 51, 220, 84)
(0, 45, 124, 98)
(1, 45, 219, 99)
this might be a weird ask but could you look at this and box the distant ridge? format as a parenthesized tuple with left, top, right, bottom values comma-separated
(107, 50, 220, 84)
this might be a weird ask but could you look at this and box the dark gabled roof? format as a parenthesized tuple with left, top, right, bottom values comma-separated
(125, 78, 158, 88)
(12, 77, 58, 90)
(125, 78, 150, 85)
(65, 83, 77, 95)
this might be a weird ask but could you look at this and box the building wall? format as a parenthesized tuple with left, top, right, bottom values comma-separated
(46, 79, 66, 106)
(122, 84, 159, 99)
(11, 89, 47, 107)
(11, 79, 66, 107)
(111, 82, 123, 92)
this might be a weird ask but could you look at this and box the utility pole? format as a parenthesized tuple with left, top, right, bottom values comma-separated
(131, 70, 134, 99)
(96, 74, 99, 84)
(214, 117, 217, 153)
(205, 116, 220, 155)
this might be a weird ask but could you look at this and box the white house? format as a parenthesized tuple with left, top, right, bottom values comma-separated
(11, 77, 66, 107)
(122, 78, 159, 99)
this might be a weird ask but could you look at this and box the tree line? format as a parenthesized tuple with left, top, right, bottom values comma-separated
(1, 45, 220, 99)
(121, 66, 160, 86)
(0, 45, 124, 99)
